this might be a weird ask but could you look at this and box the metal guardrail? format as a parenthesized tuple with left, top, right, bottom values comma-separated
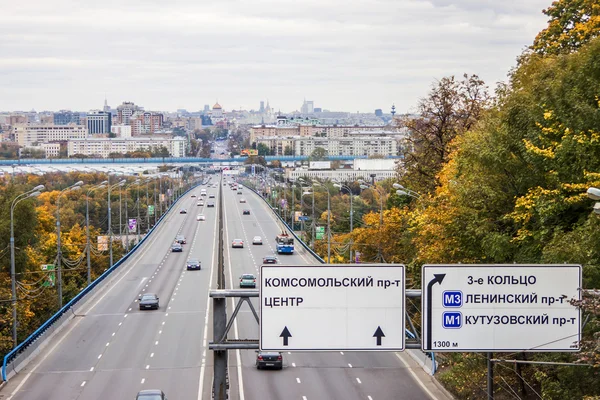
(1, 181, 207, 381)
(244, 184, 326, 264)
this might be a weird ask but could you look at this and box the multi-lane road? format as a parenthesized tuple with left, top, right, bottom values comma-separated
(2, 174, 450, 400)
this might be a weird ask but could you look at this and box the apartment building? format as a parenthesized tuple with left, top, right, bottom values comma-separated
(295, 136, 398, 157)
(67, 136, 186, 158)
(14, 124, 88, 146)
(130, 112, 164, 135)
(250, 122, 390, 143)
(87, 110, 112, 134)
(287, 169, 397, 182)
(254, 136, 298, 156)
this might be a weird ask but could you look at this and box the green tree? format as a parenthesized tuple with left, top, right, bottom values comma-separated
(532, 0, 600, 55)
(309, 147, 328, 161)
(257, 143, 271, 156)
(400, 74, 489, 195)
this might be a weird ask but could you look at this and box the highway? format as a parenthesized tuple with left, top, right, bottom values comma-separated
(2, 173, 447, 400)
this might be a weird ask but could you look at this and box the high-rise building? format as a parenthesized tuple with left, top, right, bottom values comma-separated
(301, 100, 314, 114)
(87, 110, 112, 134)
(53, 110, 80, 125)
(260, 101, 265, 113)
(103, 98, 111, 113)
(204, 104, 210, 112)
(116, 102, 139, 125)
(375, 109, 383, 117)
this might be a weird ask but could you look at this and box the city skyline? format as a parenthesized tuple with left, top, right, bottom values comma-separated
(1, 0, 550, 113)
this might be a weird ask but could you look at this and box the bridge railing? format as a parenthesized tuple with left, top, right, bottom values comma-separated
(243, 183, 325, 264)
(1, 180, 207, 381)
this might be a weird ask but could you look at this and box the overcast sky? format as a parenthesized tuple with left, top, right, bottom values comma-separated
(0, 0, 550, 114)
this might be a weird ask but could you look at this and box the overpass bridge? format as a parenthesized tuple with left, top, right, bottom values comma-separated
(0, 155, 401, 166)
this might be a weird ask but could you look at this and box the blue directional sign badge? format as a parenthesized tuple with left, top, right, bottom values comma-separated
(422, 264, 582, 352)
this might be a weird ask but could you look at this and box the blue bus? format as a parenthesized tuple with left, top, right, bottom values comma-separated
(275, 233, 294, 254)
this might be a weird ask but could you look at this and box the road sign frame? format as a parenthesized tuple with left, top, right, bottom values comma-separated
(422, 264, 582, 352)
(260, 264, 405, 352)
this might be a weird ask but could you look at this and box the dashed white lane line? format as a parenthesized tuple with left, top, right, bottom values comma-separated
(128, 307, 132, 311)
(348, 363, 353, 368)
(292, 362, 296, 367)
(146, 365, 150, 370)
(356, 378, 362, 384)
(141, 378, 146, 384)
(155, 341, 159, 345)
(105, 342, 110, 347)
(81, 381, 86, 387)
(150, 353, 154, 358)
(340, 351, 344, 355)
(368, 396, 373, 400)
(97, 354, 102, 359)
(302, 397, 308, 400)
(112, 332, 115, 337)
(296, 378, 301, 383)
(90, 367, 94, 372)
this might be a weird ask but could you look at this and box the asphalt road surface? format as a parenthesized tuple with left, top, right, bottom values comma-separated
(2, 175, 449, 400)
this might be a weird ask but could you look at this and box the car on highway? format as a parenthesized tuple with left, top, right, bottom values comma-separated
(263, 255, 278, 264)
(207, 201, 215, 207)
(179, 209, 187, 214)
(191, 194, 196, 198)
(186, 258, 201, 270)
(136, 389, 168, 399)
(197, 214, 206, 221)
(209, 194, 215, 198)
(256, 351, 283, 370)
(239, 273, 256, 288)
(231, 239, 244, 248)
(175, 235, 186, 244)
(252, 236, 262, 245)
(139, 293, 159, 310)
(237, 191, 242, 195)
(240, 198, 246, 203)
(171, 242, 183, 252)
(197, 201, 202, 206)
(243, 209, 251, 215)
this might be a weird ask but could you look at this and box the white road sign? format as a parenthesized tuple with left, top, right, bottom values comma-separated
(260, 265, 405, 351)
(422, 264, 581, 352)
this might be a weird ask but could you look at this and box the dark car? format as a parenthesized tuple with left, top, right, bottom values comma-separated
(191, 194, 196, 198)
(139, 293, 159, 310)
(171, 242, 183, 252)
(136, 389, 168, 400)
(187, 258, 201, 270)
(256, 351, 283, 370)
(207, 201, 215, 207)
(263, 256, 278, 264)
(175, 235, 186, 244)
(179, 209, 187, 214)
(243, 209, 251, 215)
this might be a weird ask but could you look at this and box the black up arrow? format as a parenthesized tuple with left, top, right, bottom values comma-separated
(280, 326, 292, 346)
(426, 274, 446, 351)
(373, 326, 385, 346)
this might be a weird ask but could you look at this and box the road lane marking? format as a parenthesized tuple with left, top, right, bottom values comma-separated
(146, 365, 150, 370)
(90, 367, 94, 372)
(106, 342, 109, 347)
(368, 396, 373, 400)
(394, 353, 440, 400)
(292, 362, 296, 367)
(155, 341, 159, 345)
(356, 378, 362, 384)
(97, 354, 102, 359)
(112, 332, 115, 337)
(340, 352, 344, 355)
(141, 378, 145, 384)
(81, 381, 86, 387)
(150, 353, 154, 358)
(303, 397, 307, 400)
(348, 363, 353, 368)
(223, 187, 246, 400)
(296, 378, 301, 383)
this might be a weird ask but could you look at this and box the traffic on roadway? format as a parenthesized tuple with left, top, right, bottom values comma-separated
(1, 174, 448, 400)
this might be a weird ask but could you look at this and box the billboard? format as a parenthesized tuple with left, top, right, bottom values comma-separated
(309, 161, 331, 170)
(316, 226, 325, 240)
(128, 218, 137, 233)
(97, 236, 109, 251)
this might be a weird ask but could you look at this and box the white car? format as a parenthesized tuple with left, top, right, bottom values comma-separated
(252, 236, 263, 245)
(197, 201, 202, 206)
(197, 214, 206, 221)
(240, 198, 246, 203)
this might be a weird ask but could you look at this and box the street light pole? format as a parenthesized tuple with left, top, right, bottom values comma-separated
(10, 185, 44, 346)
(136, 184, 141, 244)
(56, 181, 83, 308)
(145, 180, 150, 233)
(86, 182, 107, 286)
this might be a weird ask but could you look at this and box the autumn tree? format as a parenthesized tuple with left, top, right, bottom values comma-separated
(532, 0, 600, 55)
(400, 74, 489, 195)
